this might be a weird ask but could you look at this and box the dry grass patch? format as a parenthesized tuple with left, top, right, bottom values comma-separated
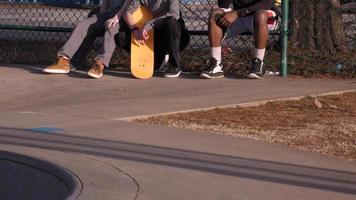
(137, 92, 356, 161)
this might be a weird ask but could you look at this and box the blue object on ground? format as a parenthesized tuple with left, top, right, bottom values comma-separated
(28, 127, 63, 134)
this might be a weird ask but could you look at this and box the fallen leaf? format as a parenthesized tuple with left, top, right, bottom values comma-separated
(314, 98, 323, 109)
(329, 104, 338, 109)
(222, 47, 233, 55)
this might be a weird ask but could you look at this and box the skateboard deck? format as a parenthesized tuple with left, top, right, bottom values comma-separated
(130, 6, 154, 79)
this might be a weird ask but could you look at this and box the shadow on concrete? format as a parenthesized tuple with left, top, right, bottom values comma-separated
(0, 127, 356, 195)
(103, 70, 136, 79)
(0, 65, 254, 80)
(0, 65, 135, 79)
(0, 64, 46, 75)
(66, 70, 94, 79)
(0, 149, 82, 200)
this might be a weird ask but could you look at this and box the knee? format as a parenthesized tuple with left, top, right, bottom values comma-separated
(254, 10, 268, 26)
(163, 17, 176, 27)
(209, 8, 224, 23)
(75, 20, 89, 29)
(106, 25, 120, 36)
(164, 18, 180, 32)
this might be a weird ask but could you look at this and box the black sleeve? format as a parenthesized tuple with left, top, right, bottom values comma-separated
(236, 0, 273, 17)
(218, 0, 232, 9)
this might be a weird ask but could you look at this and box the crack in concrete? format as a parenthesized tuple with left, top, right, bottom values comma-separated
(82, 155, 141, 200)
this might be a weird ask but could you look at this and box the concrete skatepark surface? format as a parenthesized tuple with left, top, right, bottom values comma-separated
(0, 64, 356, 200)
(0, 150, 81, 200)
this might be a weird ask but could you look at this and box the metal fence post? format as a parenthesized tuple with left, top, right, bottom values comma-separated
(280, 0, 289, 77)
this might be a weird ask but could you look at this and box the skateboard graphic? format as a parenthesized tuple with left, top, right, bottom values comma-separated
(130, 6, 154, 79)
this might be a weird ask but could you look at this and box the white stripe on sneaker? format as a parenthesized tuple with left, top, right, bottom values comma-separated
(248, 73, 263, 79)
(43, 68, 70, 74)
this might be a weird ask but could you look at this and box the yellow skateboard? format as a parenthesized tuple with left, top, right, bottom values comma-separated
(131, 6, 154, 79)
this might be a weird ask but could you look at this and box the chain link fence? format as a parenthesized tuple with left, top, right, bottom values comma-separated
(0, 1, 92, 65)
(0, 0, 283, 72)
(344, 12, 356, 49)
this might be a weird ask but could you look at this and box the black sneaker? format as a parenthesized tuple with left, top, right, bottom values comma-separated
(155, 54, 170, 73)
(200, 58, 224, 79)
(164, 65, 182, 78)
(248, 58, 265, 79)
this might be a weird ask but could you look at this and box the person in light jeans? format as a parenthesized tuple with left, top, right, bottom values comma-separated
(43, 0, 130, 79)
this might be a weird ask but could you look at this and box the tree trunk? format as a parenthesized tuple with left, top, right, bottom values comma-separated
(290, 0, 347, 54)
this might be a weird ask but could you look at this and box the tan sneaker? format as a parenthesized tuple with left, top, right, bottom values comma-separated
(43, 57, 70, 74)
(88, 60, 104, 79)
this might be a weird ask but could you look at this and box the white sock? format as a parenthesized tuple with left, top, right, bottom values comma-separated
(59, 56, 69, 60)
(254, 48, 266, 61)
(210, 47, 222, 65)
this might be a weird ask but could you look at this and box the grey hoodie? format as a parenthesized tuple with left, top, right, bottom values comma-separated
(127, 0, 180, 31)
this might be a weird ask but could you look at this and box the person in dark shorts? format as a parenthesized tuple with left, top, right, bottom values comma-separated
(200, 0, 279, 79)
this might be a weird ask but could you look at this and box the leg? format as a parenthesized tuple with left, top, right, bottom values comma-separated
(200, 8, 226, 79)
(58, 14, 107, 59)
(71, 8, 106, 69)
(248, 10, 269, 79)
(154, 27, 168, 71)
(209, 8, 226, 65)
(164, 18, 182, 68)
(44, 13, 108, 74)
(70, 34, 97, 69)
(115, 21, 131, 52)
(208, 8, 225, 48)
(178, 18, 190, 51)
(88, 14, 126, 78)
(153, 18, 181, 70)
(95, 21, 121, 67)
(154, 17, 182, 78)
(254, 10, 269, 50)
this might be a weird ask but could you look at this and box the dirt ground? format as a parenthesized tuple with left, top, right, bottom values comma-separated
(137, 92, 356, 162)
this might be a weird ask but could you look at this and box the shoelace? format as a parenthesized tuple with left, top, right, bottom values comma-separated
(203, 58, 218, 72)
(93, 62, 103, 73)
(57, 58, 69, 68)
(251, 59, 262, 73)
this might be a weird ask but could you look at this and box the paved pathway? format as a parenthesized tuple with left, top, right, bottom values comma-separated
(0, 64, 356, 200)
